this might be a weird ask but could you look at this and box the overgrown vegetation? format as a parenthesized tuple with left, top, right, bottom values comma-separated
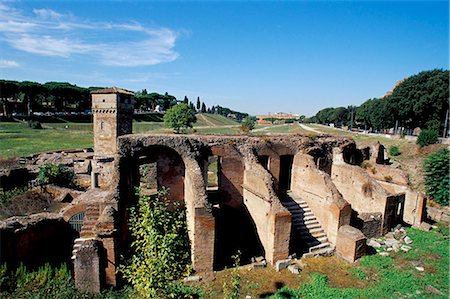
(423, 148, 449, 206)
(0, 187, 28, 204)
(38, 164, 75, 188)
(0, 263, 133, 298)
(389, 145, 400, 156)
(222, 252, 241, 299)
(240, 118, 256, 133)
(417, 129, 439, 147)
(120, 188, 201, 299)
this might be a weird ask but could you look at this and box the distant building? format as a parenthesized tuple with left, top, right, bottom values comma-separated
(256, 112, 299, 124)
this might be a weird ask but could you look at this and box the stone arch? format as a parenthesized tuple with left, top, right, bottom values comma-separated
(118, 136, 215, 273)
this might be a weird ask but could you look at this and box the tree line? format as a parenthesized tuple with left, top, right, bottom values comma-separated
(0, 80, 249, 122)
(0, 80, 100, 116)
(310, 69, 449, 135)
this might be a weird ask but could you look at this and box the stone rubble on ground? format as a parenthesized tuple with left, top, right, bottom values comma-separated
(365, 224, 419, 257)
(275, 258, 292, 272)
(251, 256, 267, 268)
(287, 264, 300, 274)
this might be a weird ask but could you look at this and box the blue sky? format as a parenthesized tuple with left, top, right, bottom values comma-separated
(0, 1, 448, 116)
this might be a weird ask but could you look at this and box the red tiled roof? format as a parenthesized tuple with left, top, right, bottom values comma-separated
(90, 87, 134, 95)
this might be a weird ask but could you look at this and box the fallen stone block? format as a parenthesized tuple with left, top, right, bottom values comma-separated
(404, 236, 413, 244)
(287, 265, 300, 274)
(400, 245, 412, 252)
(275, 259, 291, 272)
(367, 239, 381, 248)
(183, 275, 201, 282)
(415, 266, 424, 272)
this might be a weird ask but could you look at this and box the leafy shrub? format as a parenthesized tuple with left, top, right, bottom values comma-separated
(389, 145, 400, 156)
(120, 188, 192, 299)
(416, 129, 439, 147)
(1, 263, 134, 298)
(223, 252, 241, 299)
(38, 164, 75, 188)
(0, 187, 28, 204)
(240, 118, 255, 133)
(424, 148, 449, 206)
(28, 121, 42, 129)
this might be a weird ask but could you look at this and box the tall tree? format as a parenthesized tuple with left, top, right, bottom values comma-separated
(201, 102, 207, 113)
(196, 97, 201, 111)
(164, 103, 197, 133)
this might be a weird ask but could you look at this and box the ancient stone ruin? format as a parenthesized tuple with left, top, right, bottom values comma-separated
(0, 88, 426, 291)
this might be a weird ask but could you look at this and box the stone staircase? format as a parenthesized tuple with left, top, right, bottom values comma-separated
(282, 192, 334, 257)
(79, 204, 101, 238)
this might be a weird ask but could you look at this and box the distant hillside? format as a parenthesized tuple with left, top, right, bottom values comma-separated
(195, 113, 239, 127)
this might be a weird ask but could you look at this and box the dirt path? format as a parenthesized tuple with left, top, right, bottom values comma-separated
(197, 114, 216, 126)
(253, 124, 287, 132)
(298, 124, 322, 133)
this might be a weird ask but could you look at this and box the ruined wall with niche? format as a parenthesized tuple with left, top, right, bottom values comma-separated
(210, 144, 244, 208)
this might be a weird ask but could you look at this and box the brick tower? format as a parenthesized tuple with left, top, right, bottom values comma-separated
(91, 87, 134, 157)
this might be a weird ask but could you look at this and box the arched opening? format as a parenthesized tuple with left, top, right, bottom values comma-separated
(69, 211, 86, 237)
(342, 144, 364, 166)
(118, 145, 191, 272)
(137, 146, 185, 202)
(306, 147, 332, 175)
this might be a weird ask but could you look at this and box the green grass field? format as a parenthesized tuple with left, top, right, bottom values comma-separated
(0, 122, 94, 158)
(0, 114, 241, 158)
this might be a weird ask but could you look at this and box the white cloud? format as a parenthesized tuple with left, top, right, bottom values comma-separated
(0, 3, 180, 67)
(33, 8, 64, 19)
(0, 59, 19, 68)
(5, 34, 92, 57)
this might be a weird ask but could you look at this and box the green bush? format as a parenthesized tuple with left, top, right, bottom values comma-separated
(120, 188, 193, 299)
(389, 145, 401, 156)
(38, 164, 75, 188)
(424, 148, 449, 206)
(0, 263, 134, 298)
(28, 121, 42, 129)
(0, 187, 28, 204)
(240, 118, 255, 133)
(416, 129, 439, 147)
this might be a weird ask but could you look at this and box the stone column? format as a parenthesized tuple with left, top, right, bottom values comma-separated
(73, 238, 102, 293)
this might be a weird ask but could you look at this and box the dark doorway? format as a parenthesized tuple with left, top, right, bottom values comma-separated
(213, 204, 265, 270)
(279, 155, 294, 194)
(257, 155, 270, 170)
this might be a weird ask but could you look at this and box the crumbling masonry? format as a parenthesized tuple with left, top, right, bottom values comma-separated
(0, 88, 426, 291)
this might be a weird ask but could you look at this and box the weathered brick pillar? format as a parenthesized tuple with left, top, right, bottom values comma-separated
(266, 211, 291, 265)
(73, 238, 102, 293)
(336, 225, 366, 263)
(192, 207, 215, 274)
(95, 206, 117, 286)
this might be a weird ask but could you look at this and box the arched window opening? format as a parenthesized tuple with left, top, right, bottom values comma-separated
(69, 212, 86, 232)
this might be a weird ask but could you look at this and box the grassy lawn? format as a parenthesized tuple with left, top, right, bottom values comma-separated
(189, 225, 449, 298)
(0, 122, 93, 159)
